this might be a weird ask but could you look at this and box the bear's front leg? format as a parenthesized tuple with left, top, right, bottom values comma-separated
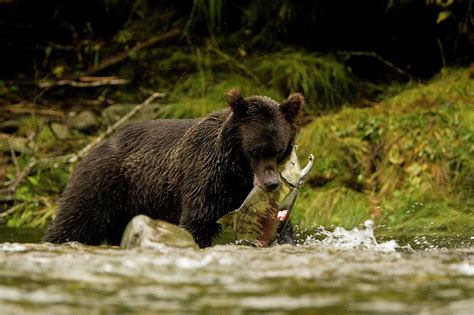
(277, 219, 297, 245)
(179, 215, 221, 248)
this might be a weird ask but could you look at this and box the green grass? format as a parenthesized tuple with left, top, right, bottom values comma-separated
(185, 0, 226, 34)
(293, 67, 474, 235)
(157, 73, 282, 118)
(115, 46, 358, 114)
(252, 51, 357, 113)
(292, 186, 371, 228)
(159, 49, 358, 117)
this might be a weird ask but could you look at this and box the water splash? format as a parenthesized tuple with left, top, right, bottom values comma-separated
(0, 243, 27, 252)
(299, 220, 410, 252)
(408, 235, 473, 250)
(452, 262, 474, 276)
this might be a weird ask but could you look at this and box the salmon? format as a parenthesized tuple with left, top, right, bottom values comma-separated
(217, 145, 314, 246)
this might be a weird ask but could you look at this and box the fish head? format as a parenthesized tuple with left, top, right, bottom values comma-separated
(280, 145, 314, 187)
(280, 145, 302, 186)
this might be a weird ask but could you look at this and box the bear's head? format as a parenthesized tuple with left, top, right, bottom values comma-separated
(227, 89, 304, 191)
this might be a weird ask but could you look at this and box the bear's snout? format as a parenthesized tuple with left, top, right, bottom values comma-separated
(253, 172, 280, 191)
(263, 177, 279, 191)
(253, 159, 280, 191)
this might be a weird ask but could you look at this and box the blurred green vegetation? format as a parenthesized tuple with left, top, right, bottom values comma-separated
(0, 0, 473, 237)
(2, 67, 472, 237)
(293, 67, 474, 235)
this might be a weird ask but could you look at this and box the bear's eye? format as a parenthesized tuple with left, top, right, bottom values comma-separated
(250, 148, 263, 157)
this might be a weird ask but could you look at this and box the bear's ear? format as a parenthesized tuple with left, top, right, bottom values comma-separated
(227, 89, 248, 116)
(280, 93, 304, 122)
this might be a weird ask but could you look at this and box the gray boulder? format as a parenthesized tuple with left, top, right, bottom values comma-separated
(121, 215, 198, 250)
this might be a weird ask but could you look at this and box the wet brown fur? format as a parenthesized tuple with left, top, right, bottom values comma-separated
(43, 90, 303, 248)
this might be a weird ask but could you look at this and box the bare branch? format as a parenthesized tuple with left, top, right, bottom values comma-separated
(9, 141, 21, 176)
(1, 93, 165, 194)
(1, 105, 65, 117)
(68, 92, 166, 163)
(34, 29, 180, 97)
(338, 50, 414, 80)
(5, 157, 37, 193)
(208, 45, 264, 85)
(84, 28, 181, 76)
(38, 78, 129, 88)
(0, 203, 25, 221)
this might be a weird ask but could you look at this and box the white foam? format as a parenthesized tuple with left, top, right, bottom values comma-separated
(0, 243, 27, 252)
(453, 262, 474, 276)
(302, 220, 408, 252)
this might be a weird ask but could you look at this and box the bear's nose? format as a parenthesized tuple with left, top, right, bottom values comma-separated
(264, 180, 279, 191)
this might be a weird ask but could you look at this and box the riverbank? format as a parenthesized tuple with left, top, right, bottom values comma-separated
(1, 66, 473, 236)
(294, 66, 473, 235)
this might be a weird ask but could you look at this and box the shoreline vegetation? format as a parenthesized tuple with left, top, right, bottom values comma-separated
(0, 1, 472, 237)
(295, 67, 474, 235)
(1, 66, 472, 236)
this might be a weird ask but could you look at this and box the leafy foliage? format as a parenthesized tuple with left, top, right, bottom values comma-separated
(6, 160, 69, 228)
(293, 67, 474, 234)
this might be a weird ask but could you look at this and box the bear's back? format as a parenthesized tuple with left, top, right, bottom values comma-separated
(110, 118, 202, 155)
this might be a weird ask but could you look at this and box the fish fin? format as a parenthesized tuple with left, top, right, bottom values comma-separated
(217, 210, 238, 226)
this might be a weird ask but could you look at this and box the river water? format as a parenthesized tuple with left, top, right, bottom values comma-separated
(0, 222, 473, 314)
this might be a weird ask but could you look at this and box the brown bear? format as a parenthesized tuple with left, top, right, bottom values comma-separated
(43, 90, 303, 248)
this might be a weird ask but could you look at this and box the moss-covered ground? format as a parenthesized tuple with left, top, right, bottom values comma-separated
(294, 67, 473, 235)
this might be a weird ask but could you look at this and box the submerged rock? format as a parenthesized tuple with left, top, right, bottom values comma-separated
(121, 215, 198, 250)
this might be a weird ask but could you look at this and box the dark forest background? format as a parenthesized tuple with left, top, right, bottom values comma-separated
(1, 1, 473, 82)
